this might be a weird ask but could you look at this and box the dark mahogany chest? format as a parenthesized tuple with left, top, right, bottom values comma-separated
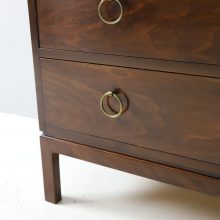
(28, 0, 220, 203)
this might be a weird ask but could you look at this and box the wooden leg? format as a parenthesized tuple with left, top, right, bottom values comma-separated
(40, 138, 61, 203)
(40, 135, 220, 202)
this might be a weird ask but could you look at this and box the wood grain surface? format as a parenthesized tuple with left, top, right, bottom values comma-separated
(40, 58, 220, 165)
(40, 135, 220, 204)
(39, 48, 220, 79)
(46, 125, 220, 178)
(28, 0, 45, 130)
(37, 0, 220, 65)
(28, 1, 220, 201)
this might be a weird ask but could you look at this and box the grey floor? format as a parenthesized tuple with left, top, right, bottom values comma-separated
(0, 112, 220, 220)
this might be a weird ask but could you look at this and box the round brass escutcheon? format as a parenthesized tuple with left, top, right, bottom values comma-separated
(98, 0, 123, 25)
(100, 91, 123, 119)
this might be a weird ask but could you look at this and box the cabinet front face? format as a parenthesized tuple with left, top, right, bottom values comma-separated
(28, 0, 220, 200)
(37, 0, 220, 65)
(40, 58, 220, 165)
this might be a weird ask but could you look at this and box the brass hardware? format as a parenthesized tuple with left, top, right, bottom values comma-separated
(98, 0, 123, 25)
(100, 91, 123, 119)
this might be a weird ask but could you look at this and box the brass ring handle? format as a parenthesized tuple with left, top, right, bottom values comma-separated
(100, 91, 123, 119)
(98, 0, 123, 25)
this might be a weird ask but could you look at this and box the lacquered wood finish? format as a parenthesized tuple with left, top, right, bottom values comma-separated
(37, 0, 220, 65)
(46, 125, 220, 179)
(27, 0, 220, 203)
(41, 58, 220, 165)
(40, 48, 220, 79)
(27, 0, 45, 130)
(41, 135, 220, 204)
(41, 142, 61, 203)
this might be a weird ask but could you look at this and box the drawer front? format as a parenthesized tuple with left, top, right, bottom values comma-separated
(37, 0, 220, 65)
(40, 59, 220, 165)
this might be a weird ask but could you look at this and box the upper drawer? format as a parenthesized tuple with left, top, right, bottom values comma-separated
(37, 0, 220, 65)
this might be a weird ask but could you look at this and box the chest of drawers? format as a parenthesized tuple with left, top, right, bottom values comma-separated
(28, 0, 220, 203)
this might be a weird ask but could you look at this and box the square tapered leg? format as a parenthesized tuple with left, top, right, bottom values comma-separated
(40, 139, 61, 204)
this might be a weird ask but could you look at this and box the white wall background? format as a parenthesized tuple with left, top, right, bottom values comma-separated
(0, 1, 37, 118)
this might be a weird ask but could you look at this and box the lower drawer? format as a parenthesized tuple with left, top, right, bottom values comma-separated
(40, 59, 220, 168)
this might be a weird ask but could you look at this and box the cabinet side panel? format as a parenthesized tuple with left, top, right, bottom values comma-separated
(27, 0, 45, 130)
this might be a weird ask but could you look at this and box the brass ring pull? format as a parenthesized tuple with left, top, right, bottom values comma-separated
(100, 91, 123, 119)
(98, 0, 123, 25)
